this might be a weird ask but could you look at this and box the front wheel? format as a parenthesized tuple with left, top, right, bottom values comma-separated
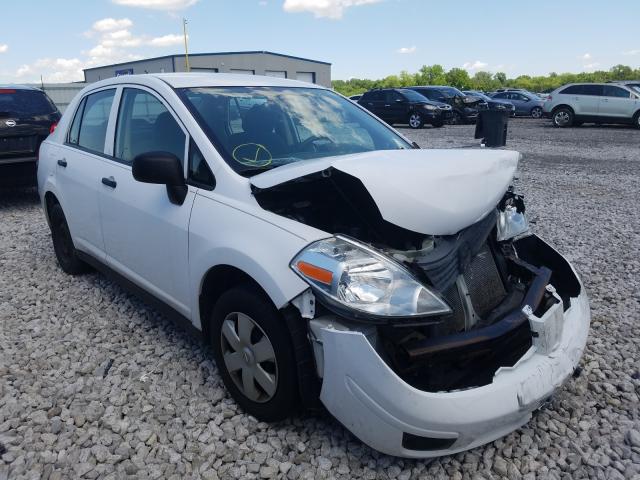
(552, 108, 574, 128)
(408, 112, 424, 129)
(531, 107, 543, 119)
(448, 111, 462, 125)
(210, 286, 299, 422)
(634, 112, 640, 130)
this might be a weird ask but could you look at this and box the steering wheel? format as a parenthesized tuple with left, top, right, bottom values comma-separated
(300, 135, 335, 152)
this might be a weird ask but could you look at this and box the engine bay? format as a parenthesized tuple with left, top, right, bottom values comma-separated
(254, 168, 582, 391)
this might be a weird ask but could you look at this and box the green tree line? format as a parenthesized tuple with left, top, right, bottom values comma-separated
(332, 64, 640, 97)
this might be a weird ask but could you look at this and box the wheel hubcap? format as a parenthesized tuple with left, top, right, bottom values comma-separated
(410, 115, 420, 127)
(555, 111, 569, 126)
(220, 312, 277, 403)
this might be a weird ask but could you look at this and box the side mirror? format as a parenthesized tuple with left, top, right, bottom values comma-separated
(132, 151, 187, 205)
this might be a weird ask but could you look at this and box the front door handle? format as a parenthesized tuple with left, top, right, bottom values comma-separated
(101, 176, 117, 189)
(57, 158, 67, 167)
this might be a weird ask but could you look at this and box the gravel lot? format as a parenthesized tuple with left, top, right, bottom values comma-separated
(2, 118, 640, 479)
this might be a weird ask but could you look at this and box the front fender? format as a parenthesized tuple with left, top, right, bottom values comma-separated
(188, 193, 318, 329)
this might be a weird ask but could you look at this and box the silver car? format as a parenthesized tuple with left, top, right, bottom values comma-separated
(543, 83, 640, 128)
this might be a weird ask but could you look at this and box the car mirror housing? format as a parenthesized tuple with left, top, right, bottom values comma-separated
(132, 151, 187, 205)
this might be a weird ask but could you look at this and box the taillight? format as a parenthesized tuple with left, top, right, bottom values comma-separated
(49, 122, 58, 134)
(0, 89, 17, 94)
(546, 96, 552, 102)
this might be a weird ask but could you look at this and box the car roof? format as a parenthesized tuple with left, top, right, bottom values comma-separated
(85, 73, 326, 91)
(0, 84, 44, 91)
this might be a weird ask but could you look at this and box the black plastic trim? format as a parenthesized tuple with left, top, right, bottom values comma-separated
(401, 432, 457, 451)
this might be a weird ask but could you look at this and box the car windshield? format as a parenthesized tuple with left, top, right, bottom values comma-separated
(465, 91, 491, 101)
(438, 87, 464, 98)
(0, 89, 57, 117)
(178, 86, 412, 176)
(398, 89, 429, 102)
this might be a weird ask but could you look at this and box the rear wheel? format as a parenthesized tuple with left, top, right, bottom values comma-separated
(210, 286, 299, 422)
(408, 112, 424, 129)
(531, 107, 543, 119)
(634, 112, 640, 129)
(49, 203, 90, 275)
(552, 107, 574, 128)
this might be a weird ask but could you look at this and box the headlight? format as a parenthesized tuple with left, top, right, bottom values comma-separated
(497, 193, 530, 241)
(423, 104, 437, 111)
(290, 236, 451, 322)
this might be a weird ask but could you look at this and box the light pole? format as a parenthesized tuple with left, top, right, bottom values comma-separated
(183, 18, 190, 72)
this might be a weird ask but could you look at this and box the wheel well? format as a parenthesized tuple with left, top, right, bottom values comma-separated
(552, 104, 574, 115)
(199, 265, 270, 339)
(44, 191, 60, 222)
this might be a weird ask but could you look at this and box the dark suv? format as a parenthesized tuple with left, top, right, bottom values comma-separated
(1, 85, 60, 186)
(358, 88, 452, 128)
(408, 86, 485, 125)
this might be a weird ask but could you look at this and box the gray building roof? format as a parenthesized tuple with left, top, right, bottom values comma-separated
(83, 50, 331, 74)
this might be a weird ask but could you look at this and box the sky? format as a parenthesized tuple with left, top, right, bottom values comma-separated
(1, 0, 639, 84)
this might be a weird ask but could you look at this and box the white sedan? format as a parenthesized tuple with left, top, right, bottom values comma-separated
(38, 73, 590, 458)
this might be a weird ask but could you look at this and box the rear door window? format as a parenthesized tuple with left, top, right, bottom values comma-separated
(76, 89, 116, 154)
(560, 85, 584, 95)
(114, 88, 186, 164)
(603, 85, 631, 98)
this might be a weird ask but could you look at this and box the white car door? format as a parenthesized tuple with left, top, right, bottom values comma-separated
(54, 88, 117, 259)
(98, 86, 195, 317)
(599, 85, 637, 119)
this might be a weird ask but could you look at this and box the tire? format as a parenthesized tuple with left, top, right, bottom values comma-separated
(408, 112, 424, 129)
(431, 119, 444, 128)
(552, 107, 574, 128)
(210, 286, 299, 422)
(449, 111, 462, 125)
(49, 203, 90, 275)
(634, 112, 640, 130)
(531, 107, 543, 119)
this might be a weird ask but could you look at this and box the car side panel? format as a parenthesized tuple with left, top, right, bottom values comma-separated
(188, 192, 315, 329)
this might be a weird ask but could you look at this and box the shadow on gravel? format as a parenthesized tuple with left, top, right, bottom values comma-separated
(0, 187, 39, 209)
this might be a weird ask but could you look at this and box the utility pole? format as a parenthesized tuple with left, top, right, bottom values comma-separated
(183, 18, 190, 72)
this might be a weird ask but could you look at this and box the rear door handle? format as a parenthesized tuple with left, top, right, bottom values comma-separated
(101, 176, 117, 189)
(57, 158, 67, 167)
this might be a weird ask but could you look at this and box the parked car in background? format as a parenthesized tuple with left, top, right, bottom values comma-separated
(358, 88, 452, 128)
(491, 91, 545, 118)
(610, 80, 640, 95)
(543, 83, 640, 128)
(0, 85, 60, 186)
(349, 94, 362, 102)
(409, 86, 485, 125)
(38, 73, 590, 458)
(462, 90, 516, 115)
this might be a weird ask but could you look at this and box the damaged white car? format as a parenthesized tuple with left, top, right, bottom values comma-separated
(38, 73, 590, 458)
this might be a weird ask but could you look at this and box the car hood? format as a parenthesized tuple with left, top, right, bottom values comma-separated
(250, 148, 520, 236)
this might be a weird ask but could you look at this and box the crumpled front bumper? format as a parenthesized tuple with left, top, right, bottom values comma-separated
(309, 254, 590, 458)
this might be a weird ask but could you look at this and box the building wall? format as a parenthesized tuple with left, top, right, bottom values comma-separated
(83, 52, 331, 87)
(84, 57, 174, 83)
(172, 53, 332, 87)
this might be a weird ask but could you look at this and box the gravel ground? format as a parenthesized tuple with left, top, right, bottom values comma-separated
(1, 118, 640, 479)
